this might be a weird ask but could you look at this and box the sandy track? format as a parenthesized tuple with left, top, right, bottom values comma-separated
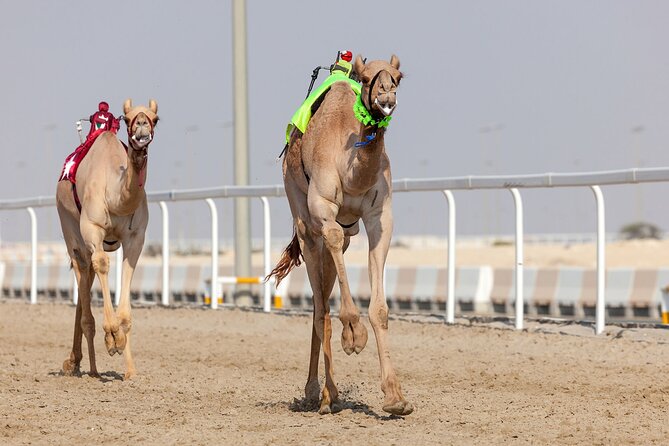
(1, 300, 668, 445)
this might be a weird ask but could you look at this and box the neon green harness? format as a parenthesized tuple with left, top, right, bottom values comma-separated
(285, 72, 362, 143)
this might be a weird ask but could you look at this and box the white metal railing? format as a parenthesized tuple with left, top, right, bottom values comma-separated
(3, 167, 669, 333)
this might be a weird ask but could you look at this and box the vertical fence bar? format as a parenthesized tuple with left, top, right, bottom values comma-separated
(442, 190, 456, 324)
(27, 207, 37, 304)
(510, 189, 524, 330)
(590, 185, 606, 334)
(72, 273, 78, 305)
(159, 201, 170, 306)
(205, 199, 219, 309)
(260, 197, 272, 312)
(114, 247, 122, 306)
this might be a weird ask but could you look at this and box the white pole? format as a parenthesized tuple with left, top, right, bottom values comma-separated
(206, 199, 219, 309)
(260, 196, 271, 312)
(442, 190, 456, 324)
(114, 247, 122, 306)
(591, 185, 606, 334)
(72, 272, 78, 305)
(27, 207, 37, 304)
(159, 201, 170, 306)
(510, 188, 524, 330)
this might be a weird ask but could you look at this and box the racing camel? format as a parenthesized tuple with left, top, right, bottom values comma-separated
(269, 55, 413, 415)
(56, 99, 158, 380)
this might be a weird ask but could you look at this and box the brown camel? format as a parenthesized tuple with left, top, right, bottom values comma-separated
(56, 99, 158, 380)
(270, 55, 413, 415)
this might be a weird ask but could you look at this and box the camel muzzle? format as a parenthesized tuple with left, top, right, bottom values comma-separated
(374, 97, 397, 117)
(131, 133, 153, 147)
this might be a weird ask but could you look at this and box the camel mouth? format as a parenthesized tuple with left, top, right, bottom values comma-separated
(374, 98, 396, 117)
(131, 134, 153, 147)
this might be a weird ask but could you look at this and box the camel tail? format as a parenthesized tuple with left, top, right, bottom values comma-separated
(266, 232, 303, 286)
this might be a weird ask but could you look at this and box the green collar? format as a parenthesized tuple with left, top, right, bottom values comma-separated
(353, 94, 392, 128)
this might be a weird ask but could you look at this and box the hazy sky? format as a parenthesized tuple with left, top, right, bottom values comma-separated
(1, 1, 668, 245)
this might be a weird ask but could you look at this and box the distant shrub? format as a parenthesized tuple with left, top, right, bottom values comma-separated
(619, 222, 662, 240)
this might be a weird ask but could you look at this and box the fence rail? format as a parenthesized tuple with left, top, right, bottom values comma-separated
(3, 166, 669, 334)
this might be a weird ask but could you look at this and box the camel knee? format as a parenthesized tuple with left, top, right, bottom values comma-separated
(91, 251, 109, 275)
(323, 226, 344, 252)
(71, 249, 90, 271)
(80, 313, 96, 336)
(369, 303, 389, 329)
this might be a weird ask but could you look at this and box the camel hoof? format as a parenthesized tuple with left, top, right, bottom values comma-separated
(342, 321, 368, 355)
(318, 400, 342, 415)
(352, 322, 368, 354)
(124, 369, 136, 380)
(62, 359, 80, 377)
(104, 329, 126, 356)
(382, 400, 414, 416)
(341, 324, 354, 355)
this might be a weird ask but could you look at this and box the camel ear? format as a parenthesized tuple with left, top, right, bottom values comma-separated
(390, 54, 400, 70)
(149, 99, 158, 114)
(354, 55, 365, 77)
(123, 99, 133, 115)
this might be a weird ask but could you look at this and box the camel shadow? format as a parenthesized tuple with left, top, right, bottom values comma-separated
(286, 396, 404, 420)
(48, 370, 124, 382)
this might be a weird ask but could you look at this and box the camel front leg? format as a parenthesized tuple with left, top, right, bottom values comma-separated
(81, 221, 124, 357)
(116, 231, 145, 379)
(308, 192, 367, 356)
(363, 204, 414, 416)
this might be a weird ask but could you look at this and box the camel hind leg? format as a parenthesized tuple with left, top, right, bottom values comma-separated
(298, 224, 341, 414)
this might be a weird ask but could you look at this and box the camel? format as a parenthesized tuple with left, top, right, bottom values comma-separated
(56, 99, 158, 380)
(269, 55, 413, 415)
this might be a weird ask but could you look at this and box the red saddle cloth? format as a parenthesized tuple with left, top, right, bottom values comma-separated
(59, 128, 117, 183)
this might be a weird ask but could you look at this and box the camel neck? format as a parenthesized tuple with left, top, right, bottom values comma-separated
(122, 144, 148, 202)
(351, 125, 386, 179)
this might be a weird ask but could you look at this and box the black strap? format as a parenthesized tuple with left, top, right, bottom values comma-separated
(337, 220, 357, 229)
(72, 183, 82, 213)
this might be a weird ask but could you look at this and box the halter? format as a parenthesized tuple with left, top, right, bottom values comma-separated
(363, 69, 399, 117)
(125, 112, 155, 187)
(126, 113, 155, 150)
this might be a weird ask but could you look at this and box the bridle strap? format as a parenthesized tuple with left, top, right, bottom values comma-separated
(126, 113, 155, 148)
(363, 69, 398, 113)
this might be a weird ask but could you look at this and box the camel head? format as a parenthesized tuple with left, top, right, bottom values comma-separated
(123, 99, 159, 149)
(354, 55, 402, 118)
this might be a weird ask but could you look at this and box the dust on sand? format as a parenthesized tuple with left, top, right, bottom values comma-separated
(1, 300, 668, 445)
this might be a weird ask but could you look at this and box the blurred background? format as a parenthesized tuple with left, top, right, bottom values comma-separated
(1, 0, 668, 248)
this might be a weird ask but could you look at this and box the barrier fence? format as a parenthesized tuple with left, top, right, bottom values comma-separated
(3, 167, 669, 334)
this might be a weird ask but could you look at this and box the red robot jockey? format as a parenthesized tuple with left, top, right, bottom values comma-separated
(84, 101, 120, 141)
(61, 101, 122, 183)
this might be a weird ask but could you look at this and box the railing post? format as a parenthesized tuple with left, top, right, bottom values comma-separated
(27, 207, 37, 305)
(510, 188, 524, 330)
(205, 199, 219, 309)
(114, 247, 122, 306)
(72, 273, 78, 305)
(260, 196, 272, 312)
(442, 190, 456, 324)
(159, 201, 170, 306)
(590, 185, 606, 334)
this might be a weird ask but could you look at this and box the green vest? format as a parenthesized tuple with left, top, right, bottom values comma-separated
(285, 70, 362, 143)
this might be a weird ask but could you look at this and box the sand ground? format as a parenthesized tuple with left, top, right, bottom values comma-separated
(1, 300, 668, 445)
